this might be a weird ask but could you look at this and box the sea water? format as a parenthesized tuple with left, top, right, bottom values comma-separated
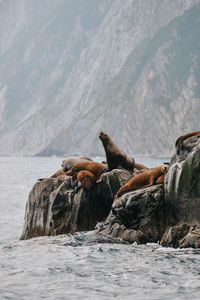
(0, 156, 200, 300)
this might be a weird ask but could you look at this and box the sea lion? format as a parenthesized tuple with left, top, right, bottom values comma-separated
(65, 169, 73, 176)
(65, 169, 78, 182)
(175, 131, 200, 154)
(61, 156, 93, 171)
(155, 174, 165, 184)
(50, 169, 68, 178)
(114, 165, 168, 200)
(99, 131, 135, 172)
(71, 161, 105, 180)
(77, 170, 96, 190)
(134, 163, 149, 170)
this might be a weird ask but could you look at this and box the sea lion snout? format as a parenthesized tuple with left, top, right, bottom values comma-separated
(99, 131, 107, 140)
(161, 165, 168, 173)
(99, 131, 104, 138)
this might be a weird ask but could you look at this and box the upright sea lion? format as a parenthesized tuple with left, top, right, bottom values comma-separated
(114, 165, 168, 200)
(61, 156, 93, 171)
(77, 170, 96, 190)
(175, 131, 200, 154)
(71, 161, 105, 180)
(99, 131, 135, 172)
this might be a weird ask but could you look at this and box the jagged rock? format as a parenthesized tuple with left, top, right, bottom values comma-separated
(98, 184, 165, 243)
(20, 169, 133, 240)
(161, 224, 200, 248)
(164, 133, 200, 225)
(161, 133, 200, 247)
(161, 223, 200, 248)
(99, 134, 200, 248)
(160, 224, 191, 248)
(179, 226, 200, 248)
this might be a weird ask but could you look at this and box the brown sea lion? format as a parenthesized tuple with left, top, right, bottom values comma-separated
(155, 174, 165, 184)
(65, 169, 73, 176)
(61, 156, 93, 171)
(175, 131, 200, 154)
(71, 161, 105, 180)
(114, 165, 168, 200)
(134, 163, 149, 170)
(77, 170, 96, 190)
(65, 169, 78, 181)
(99, 131, 135, 172)
(50, 169, 68, 178)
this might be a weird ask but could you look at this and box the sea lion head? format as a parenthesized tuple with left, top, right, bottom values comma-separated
(161, 165, 168, 173)
(77, 170, 96, 190)
(61, 157, 76, 170)
(61, 160, 68, 170)
(72, 165, 79, 173)
(99, 131, 109, 142)
(69, 167, 78, 180)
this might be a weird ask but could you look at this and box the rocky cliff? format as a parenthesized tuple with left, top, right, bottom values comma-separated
(0, 0, 200, 156)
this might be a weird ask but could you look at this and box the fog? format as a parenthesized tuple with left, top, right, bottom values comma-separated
(0, 0, 199, 157)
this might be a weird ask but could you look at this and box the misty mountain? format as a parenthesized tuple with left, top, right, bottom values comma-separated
(0, 0, 199, 157)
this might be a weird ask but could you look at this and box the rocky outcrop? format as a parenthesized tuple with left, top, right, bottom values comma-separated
(98, 184, 166, 244)
(98, 134, 200, 248)
(21, 134, 200, 248)
(161, 133, 200, 248)
(20, 169, 133, 240)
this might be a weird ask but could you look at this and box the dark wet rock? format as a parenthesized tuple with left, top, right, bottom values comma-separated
(98, 134, 200, 248)
(161, 134, 200, 248)
(161, 224, 200, 248)
(20, 169, 133, 240)
(179, 226, 200, 248)
(160, 224, 191, 248)
(164, 133, 200, 225)
(98, 184, 165, 244)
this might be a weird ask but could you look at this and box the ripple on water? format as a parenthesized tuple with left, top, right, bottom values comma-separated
(0, 232, 200, 299)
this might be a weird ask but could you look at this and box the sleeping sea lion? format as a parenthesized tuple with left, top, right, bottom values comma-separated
(114, 165, 168, 200)
(61, 156, 93, 171)
(99, 131, 135, 172)
(71, 161, 105, 180)
(77, 170, 96, 190)
(50, 169, 68, 178)
(134, 163, 149, 170)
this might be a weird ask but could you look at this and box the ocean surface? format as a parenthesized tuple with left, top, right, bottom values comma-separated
(0, 156, 200, 300)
